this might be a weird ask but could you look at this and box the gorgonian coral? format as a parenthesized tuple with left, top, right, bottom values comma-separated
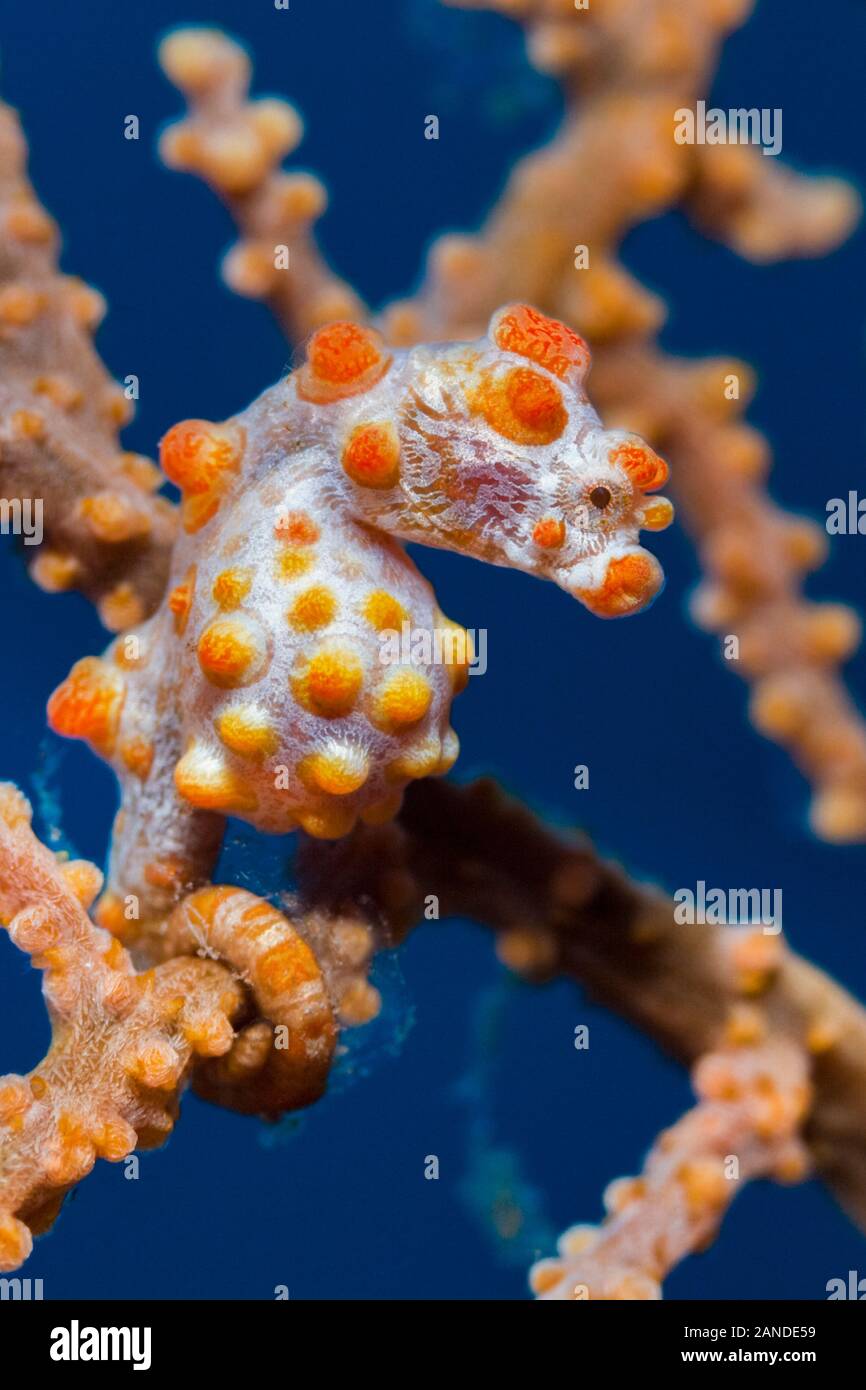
(0, 102, 175, 629)
(1, 6, 865, 1300)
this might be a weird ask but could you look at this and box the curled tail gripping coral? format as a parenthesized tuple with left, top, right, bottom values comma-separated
(48, 304, 672, 931)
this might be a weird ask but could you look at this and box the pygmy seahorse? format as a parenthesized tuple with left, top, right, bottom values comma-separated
(47, 304, 672, 937)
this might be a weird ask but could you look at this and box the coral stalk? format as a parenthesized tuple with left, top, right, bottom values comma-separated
(297, 777, 866, 1232)
(0, 784, 242, 1270)
(530, 1037, 811, 1300)
(158, 28, 366, 341)
(0, 785, 338, 1270)
(0, 100, 176, 628)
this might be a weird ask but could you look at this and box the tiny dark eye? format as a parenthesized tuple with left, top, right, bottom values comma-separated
(589, 485, 612, 510)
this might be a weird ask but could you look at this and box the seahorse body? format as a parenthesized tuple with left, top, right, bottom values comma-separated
(48, 305, 672, 930)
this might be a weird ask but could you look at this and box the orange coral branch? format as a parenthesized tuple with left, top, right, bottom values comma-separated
(0, 784, 244, 1270)
(158, 29, 366, 343)
(4, 770, 865, 1285)
(0, 785, 341, 1271)
(609, 347, 866, 842)
(530, 1037, 811, 1300)
(0, 101, 177, 629)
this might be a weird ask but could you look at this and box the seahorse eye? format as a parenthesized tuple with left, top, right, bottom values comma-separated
(589, 485, 612, 510)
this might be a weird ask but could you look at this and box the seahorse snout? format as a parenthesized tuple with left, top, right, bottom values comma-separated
(568, 547, 665, 618)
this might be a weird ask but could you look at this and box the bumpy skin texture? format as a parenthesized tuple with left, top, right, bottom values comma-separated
(48, 305, 671, 928)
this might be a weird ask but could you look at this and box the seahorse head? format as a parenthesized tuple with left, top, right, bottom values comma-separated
(339, 304, 673, 618)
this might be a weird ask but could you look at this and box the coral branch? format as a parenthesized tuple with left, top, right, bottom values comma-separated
(0, 101, 176, 628)
(530, 1037, 811, 1300)
(0, 784, 245, 1269)
(297, 777, 866, 1233)
(158, 29, 366, 342)
(688, 143, 859, 262)
(613, 347, 866, 843)
(0, 785, 340, 1270)
(4, 768, 864, 1283)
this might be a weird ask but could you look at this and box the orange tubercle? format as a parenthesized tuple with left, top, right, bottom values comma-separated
(61, 859, 104, 908)
(298, 742, 371, 795)
(292, 646, 364, 718)
(370, 669, 433, 731)
(577, 551, 663, 618)
(297, 321, 391, 404)
(197, 616, 268, 688)
(99, 583, 145, 633)
(174, 744, 258, 813)
(310, 322, 380, 383)
(508, 370, 566, 435)
(212, 567, 253, 610)
(215, 705, 279, 760)
(274, 510, 320, 545)
(288, 585, 338, 632)
(168, 566, 197, 635)
(79, 491, 151, 543)
(29, 549, 80, 593)
(276, 548, 314, 580)
(640, 496, 675, 532)
(120, 736, 154, 780)
(342, 421, 401, 489)
(179, 492, 221, 534)
(439, 616, 473, 693)
(160, 419, 243, 494)
(298, 804, 357, 839)
(471, 367, 566, 446)
(143, 855, 193, 891)
(533, 516, 566, 549)
(362, 589, 410, 632)
(610, 440, 669, 492)
(94, 891, 127, 938)
(47, 657, 126, 756)
(490, 303, 590, 383)
(160, 419, 244, 533)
